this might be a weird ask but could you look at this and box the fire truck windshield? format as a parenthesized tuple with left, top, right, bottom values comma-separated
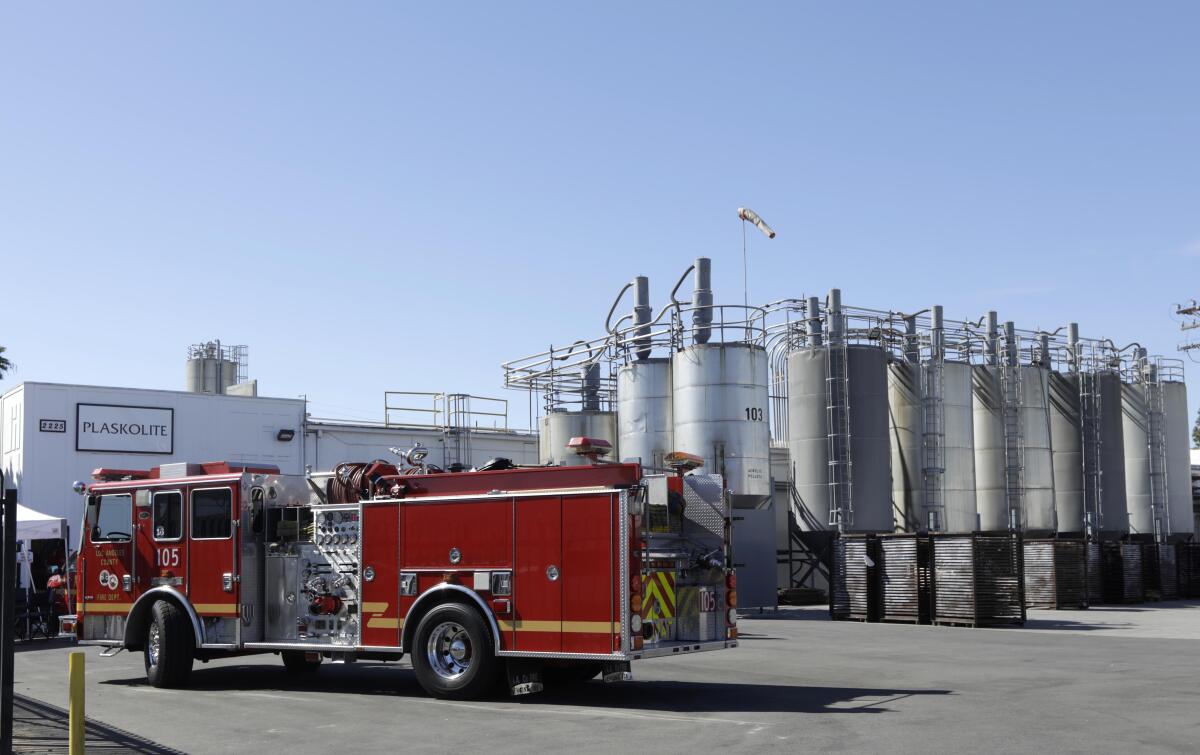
(89, 493, 133, 542)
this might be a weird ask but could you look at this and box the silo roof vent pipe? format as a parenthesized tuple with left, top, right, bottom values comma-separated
(580, 362, 602, 411)
(632, 276, 652, 361)
(827, 288, 844, 344)
(808, 296, 823, 348)
(931, 305, 945, 360)
(1068, 323, 1080, 373)
(1003, 321, 1018, 367)
(986, 311, 1000, 366)
(903, 315, 918, 363)
(692, 257, 713, 344)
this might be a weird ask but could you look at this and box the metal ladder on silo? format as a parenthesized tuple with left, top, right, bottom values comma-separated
(825, 337, 854, 530)
(1146, 362, 1170, 542)
(920, 337, 946, 531)
(999, 361, 1025, 531)
(1079, 362, 1104, 536)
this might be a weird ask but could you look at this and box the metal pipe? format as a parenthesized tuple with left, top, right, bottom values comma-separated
(1004, 321, 1018, 367)
(1068, 322, 1080, 373)
(827, 289, 843, 344)
(808, 296, 823, 347)
(904, 315, 918, 363)
(1038, 333, 1051, 367)
(669, 264, 694, 304)
(580, 362, 601, 410)
(604, 281, 634, 334)
(692, 257, 713, 344)
(1, 485, 15, 754)
(632, 276, 651, 361)
(986, 311, 999, 366)
(931, 305, 944, 360)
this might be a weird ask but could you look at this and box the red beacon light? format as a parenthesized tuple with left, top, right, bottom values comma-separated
(663, 451, 704, 476)
(566, 436, 612, 464)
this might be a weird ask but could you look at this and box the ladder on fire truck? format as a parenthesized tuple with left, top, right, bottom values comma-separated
(1078, 348, 1104, 537)
(1145, 358, 1170, 542)
(825, 322, 854, 531)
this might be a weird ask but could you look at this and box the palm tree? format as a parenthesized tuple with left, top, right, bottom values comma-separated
(0, 346, 9, 379)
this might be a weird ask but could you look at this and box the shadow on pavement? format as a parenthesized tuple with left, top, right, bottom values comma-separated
(13, 694, 185, 754)
(14, 637, 76, 654)
(102, 662, 951, 714)
(738, 607, 831, 622)
(535, 679, 953, 714)
(1020, 617, 1136, 631)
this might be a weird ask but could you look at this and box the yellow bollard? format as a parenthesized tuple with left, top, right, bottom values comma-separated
(69, 651, 85, 754)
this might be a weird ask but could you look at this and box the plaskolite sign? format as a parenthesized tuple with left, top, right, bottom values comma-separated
(76, 404, 174, 454)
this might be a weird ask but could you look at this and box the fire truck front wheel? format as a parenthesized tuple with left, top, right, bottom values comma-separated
(412, 603, 500, 700)
(144, 601, 194, 688)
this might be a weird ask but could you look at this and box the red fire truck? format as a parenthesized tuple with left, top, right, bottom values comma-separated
(67, 441, 737, 699)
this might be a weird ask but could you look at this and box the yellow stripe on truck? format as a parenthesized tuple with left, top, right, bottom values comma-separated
(497, 620, 615, 634)
(77, 603, 133, 614)
(192, 604, 238, 614)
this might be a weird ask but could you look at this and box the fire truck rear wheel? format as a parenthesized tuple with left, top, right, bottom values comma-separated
(412, 603, 500, 700)
(144, 601, 194, 688)
(281, 651, 322, 673)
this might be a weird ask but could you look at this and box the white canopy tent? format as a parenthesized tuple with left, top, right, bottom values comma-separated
(15, 503, 70, 589)
(17, 503, 67, 541)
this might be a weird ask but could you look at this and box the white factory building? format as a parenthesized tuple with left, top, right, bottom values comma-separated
(1, 378, 538, 543)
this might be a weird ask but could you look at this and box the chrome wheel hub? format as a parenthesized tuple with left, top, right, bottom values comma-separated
(426, 621, 472, 680)
(147, 623, 161, 666)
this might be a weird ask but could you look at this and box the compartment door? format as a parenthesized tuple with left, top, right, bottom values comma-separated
(187, 486, 239, 622)
(560, 493, 617, 653)
(512, 496, 561, 652)
(359, 504, 401, 648)
(143, 490, 186, 596)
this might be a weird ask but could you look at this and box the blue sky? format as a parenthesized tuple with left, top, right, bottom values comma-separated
(2, 2, 1198, 428)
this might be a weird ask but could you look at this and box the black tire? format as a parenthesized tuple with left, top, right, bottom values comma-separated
(281, 650, 322, 673)
(411, 603, 500, 700)
(543, 662, 603, 686)
(144, 601, 194, 688)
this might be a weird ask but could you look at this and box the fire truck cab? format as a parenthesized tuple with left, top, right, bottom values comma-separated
(70, 447, 737, 699)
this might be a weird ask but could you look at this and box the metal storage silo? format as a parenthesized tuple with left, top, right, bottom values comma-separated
(971, 327, 1056, 534)
(617, 358, 673, 470)
(941, 361, 978, 533)
(672, 342, 771, 507)
(1048, 371, 1085, 534)
(1121, 380, 1155, 538)
(538, 410, 618, 465)
(887, 360, 921, 531)
(788, 345, 893, 533)
(1094, 371, 1130, 537)
(1019, 365, 1057, 536)
(891, 359, 977, 533)
(972, 365, 1007, 532)
(186, 341, 241, 394)
(1163, 380, 1193, 540)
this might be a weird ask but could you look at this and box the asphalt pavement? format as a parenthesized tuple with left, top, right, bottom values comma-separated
(11, 602, 1200, 754)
